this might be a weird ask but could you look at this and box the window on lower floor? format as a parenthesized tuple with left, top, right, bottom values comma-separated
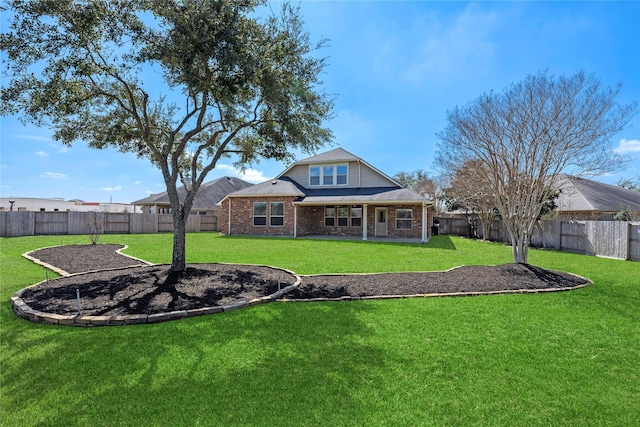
(396, 208, 413, 230)
(270, 202, 284, 226)
(253, 202, 267, 226)
(350, 205, 362, 227)
(325, 206, 335, 226)
(337, 205, 349, 226)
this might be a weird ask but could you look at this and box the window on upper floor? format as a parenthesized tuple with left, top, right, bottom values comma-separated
(309, 164, 348, 186)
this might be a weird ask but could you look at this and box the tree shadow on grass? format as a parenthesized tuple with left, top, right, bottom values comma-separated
(2, 300, 397, 426)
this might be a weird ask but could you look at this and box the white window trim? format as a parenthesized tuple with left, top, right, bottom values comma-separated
(253, 202, 267, 227)
(337, 205, 349, 227)
(270, 202, 284, 227)
(309, 164, 348, 187)
(324, 205, 335, 226)
(396, 208, 413, 230)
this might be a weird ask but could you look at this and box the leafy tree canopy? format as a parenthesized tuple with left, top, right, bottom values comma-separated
(1, 0, 334, 272)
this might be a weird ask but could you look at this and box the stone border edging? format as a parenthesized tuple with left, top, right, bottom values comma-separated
(12, 250, 592, 327)
(276, 283, 592, 303)
(277, 265, 592, 302)
(12, 263, 301, 327)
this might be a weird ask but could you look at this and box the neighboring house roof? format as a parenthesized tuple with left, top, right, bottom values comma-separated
(132, 176, 253, 209)
(555, 174, 640, 212)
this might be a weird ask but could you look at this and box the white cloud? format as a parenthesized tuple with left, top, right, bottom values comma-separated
(49, 143, 68, 154)
(614, 139, 640, 154)
(41, 172, 67, 179)
(35, 151, 49, 157)
(401, 4, 499, 84)
(134, 181, 141, 185)
(13, 134, 52, 142)
(100, 186, 123, 192)
(374, 4, 500, 84)
(217, 164, 270, 183)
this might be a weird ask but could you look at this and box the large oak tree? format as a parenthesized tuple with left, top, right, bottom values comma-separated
(1, 0, 334, 274)
(436, 70, 636, 264)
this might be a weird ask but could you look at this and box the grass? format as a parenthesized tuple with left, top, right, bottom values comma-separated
(1, 233, 639, 426)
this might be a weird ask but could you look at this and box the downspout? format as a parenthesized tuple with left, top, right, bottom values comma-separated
(227, 198, 231, 235)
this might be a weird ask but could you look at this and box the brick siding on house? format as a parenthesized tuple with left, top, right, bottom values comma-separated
(221, 197, 298, 236)
(296, 205, 364, 237)
(222, 198, 426, 239)
(385, 205, 423, 239)
(365, 206, 424, 239)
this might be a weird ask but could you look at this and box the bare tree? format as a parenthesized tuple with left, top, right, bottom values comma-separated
(616, 176, 640, 192)
(393, 169, 448, 214)
(444, 160, 496, 240)
(83, 211, 103, 245)
(436, 70, 637, 263)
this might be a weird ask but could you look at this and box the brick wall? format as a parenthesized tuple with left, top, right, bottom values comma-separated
(221, 199, 429, 240)
(221, 197, 297, 237)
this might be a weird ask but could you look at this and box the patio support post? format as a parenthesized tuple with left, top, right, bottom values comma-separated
(421, 203, 427, 243)
(293, 204, 297, 238)
(363, 204, 368, 240)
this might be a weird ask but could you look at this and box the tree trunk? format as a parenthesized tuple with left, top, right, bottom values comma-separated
(170, 213, 187, 273)
(511, 235, 527, 264)
(505, 219, 530, 264)
(478, 212, 493, 240)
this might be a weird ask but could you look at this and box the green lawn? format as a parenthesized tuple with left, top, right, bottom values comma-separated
(1, 233, 639, 426)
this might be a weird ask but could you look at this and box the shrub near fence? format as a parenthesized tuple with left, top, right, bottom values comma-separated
(435, 216, 640, 261)
(0, 211, 217, 237)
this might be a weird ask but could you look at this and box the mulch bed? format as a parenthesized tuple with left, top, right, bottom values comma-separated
(20, 244, 590, 317)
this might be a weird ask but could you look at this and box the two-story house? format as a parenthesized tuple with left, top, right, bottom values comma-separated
(220, 148, 433, 241)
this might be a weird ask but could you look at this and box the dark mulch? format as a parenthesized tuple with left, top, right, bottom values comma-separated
(29, 244, 149, 273)
(21, 244, 590, 316)
(295, 265, 588, 299)
(21, 264, 297, 316)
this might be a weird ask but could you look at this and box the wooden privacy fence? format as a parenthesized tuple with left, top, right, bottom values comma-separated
(435, 217, 640, 261)
(0, 211, 218, 237)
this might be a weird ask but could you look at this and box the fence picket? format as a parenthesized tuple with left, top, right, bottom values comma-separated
(0, 211, 217, 238)
(435, 216, 639, 261)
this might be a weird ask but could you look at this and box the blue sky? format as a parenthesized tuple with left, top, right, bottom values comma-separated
(2, 1, 639, 203)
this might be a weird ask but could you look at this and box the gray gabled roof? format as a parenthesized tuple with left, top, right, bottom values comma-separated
(225, 176, 428, 204)
(225, 179, 305, 198)
(276, 147, 403, 187)
(555, 174, 640, 212)
(295, 147, 361, 164)
(132, 176, 254, 208)
(297, 187, 428, 205)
